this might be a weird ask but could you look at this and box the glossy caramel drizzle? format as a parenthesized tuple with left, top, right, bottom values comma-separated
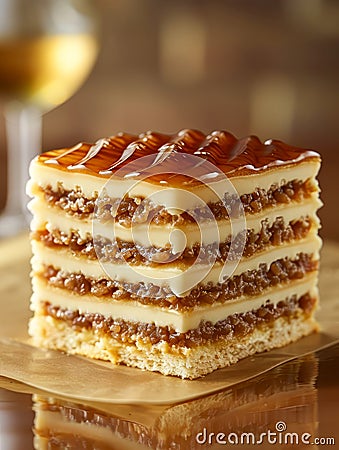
(39, 129, 319, 184)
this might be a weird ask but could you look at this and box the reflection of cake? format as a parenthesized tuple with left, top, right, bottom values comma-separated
(27, 129, 322, 378)
(32, 356, 318, 449)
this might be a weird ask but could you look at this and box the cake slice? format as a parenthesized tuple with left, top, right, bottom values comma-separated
(27, 129, 322, 379)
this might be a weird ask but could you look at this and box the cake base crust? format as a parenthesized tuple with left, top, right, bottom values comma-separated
(29, 312, 318, 379)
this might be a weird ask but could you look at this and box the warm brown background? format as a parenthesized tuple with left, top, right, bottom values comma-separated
(0, 0, 338, 239)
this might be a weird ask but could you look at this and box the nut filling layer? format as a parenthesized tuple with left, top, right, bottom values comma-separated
(33, 216, 313, 266)
(40, 253, 317, 310)
(41, 178, 316, 225)
(41, 293, 316, 347)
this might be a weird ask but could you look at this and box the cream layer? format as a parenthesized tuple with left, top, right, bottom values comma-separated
(28, 196, 322, 249)
(31, 236, 321, 297)
(31, 273, 318, 333)
(28, 158, 320, 213)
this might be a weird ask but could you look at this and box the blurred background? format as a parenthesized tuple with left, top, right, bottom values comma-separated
(0, 0, 338, 239)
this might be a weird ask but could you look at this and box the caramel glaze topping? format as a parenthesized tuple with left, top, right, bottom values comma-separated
(39, 129, 320, 186)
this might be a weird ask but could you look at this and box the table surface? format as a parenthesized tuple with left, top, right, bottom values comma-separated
(0, 343, 338, 449)
(0, 235, 338, 449)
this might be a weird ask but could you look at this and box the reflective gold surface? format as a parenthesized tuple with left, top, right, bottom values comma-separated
(0, 345, 338, 449)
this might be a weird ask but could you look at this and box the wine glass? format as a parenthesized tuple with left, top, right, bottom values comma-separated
(0, 0, 98, 237)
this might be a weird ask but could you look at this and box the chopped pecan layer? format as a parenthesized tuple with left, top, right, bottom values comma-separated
(33, 215, 313, 266)
(43, 293, 316, 347)
(40, 253, 317, 310)
(41, 178, 316, 226)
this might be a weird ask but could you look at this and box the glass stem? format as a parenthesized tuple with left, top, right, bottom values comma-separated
(0, 103, 41, 236)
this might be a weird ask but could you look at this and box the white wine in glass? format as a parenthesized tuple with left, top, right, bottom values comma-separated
(0, 0, 98, 237)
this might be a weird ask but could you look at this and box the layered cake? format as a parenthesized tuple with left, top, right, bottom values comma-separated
(27, 129, 322, 379)
(32, 356, 318, 449)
